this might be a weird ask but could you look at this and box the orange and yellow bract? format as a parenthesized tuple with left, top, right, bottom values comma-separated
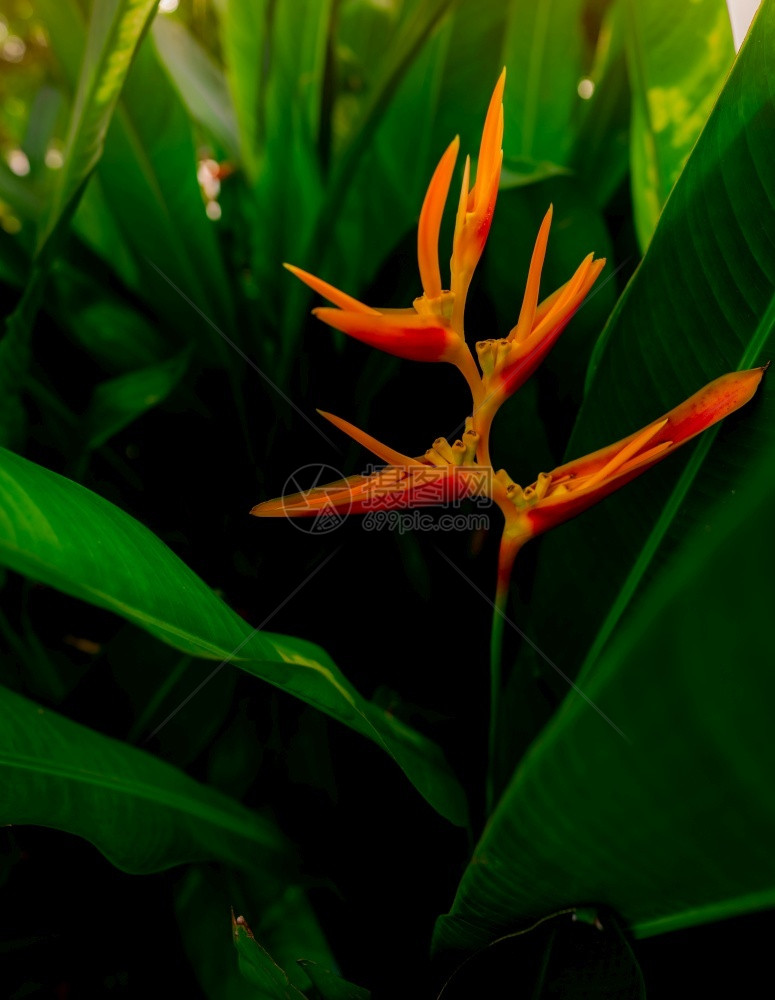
(253, 70, 764, 601)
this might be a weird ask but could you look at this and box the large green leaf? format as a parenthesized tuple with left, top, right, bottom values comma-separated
(37, 0, 236, 339)
(625, 0, 734, 248)
(214, 0, 269, 184)
(501, 0, 589, 165)
(1, 0, 158, 449)
(0, 447, 467, 827)
(435, 0, 775, 955)
(569, 0, 631, 209)
(0, 683, 289, 875)
(506, 0, 774, 733)
(435, 425, 775, 954)
(37, 0, 159, 255)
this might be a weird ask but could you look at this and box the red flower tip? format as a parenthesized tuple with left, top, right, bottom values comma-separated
(499, 367, 765, 542)
(312, 307, 455, 363)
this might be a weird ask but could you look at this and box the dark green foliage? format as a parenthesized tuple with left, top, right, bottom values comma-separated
(0, 0, 771, 995)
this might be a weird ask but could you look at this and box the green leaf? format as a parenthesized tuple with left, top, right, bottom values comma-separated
(625, 0, 734, 248)
(84, 349, 190, 449)
(299, 961, 370, 1000)
(177, 868, 257, 1000)
(569, 1, 631, 209)
(436, 910, 644, 996)
(177, 869, 337, 1000)
(508, 0, 774, 726)
(501, 0, 589, 165)
(427, 0, 591, 168)
(0, 447, 468, 827)
(436, 2, 775, 955)
(0, 162, 42, 223)
(0, 683, 289, 875)
(56, 296, 167, 373)
(151, 16, 240, 161)
(101, 40, 238, 337)
(499, 157, 573, 189)
(1, 0, 158, 447)
(215, 0, 269, 183)
(232, 912, 307, 999)
(435, 434, 775, 954)
(257, 885, 338, 993)
(325, 6, 453, 293)
(37, 0, 159, 256)
(36, 0, 237, 338)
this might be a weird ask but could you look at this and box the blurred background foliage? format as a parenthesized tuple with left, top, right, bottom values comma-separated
(0, 0, 773, 995)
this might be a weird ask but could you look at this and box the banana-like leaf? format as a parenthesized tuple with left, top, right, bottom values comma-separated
(0, 683, 289, 875)
(507, 0, 774, 725)
(625, 0, 734, 248)
(37, 0, 159, 256)
(502, 0, 588, 165)
(436, 1, 775, 955)
(435, 428, 775, 954)
(214, 0, 270, 183)
(37, 0, 236, 336)
(0, 447, 468, 827)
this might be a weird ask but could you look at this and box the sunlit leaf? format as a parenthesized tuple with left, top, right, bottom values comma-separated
(37, 0, 159, 256)
(625, 0, 734, 248)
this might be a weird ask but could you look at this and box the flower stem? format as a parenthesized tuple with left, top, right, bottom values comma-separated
(486, 533, 522, 816)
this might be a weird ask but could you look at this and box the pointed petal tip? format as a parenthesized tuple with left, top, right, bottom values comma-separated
(418, 135, 461, 297)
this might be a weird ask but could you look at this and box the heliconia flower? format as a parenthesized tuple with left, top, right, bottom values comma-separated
(251, 413, 488, 520)
(281, 74, 509, 403)
(491, 367, 766, 586)
(450, 68, 506, 326)
(475, 205, 605, 420)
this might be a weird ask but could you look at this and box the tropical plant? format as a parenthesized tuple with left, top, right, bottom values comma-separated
(0, 0, 772, 995)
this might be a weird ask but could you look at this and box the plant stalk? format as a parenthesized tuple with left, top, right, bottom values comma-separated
(486, 532, 521, 815)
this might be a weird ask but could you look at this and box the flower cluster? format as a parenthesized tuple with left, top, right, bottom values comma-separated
(253, 69, 763, 600)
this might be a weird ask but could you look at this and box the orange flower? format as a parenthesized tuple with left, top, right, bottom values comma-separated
(284, 131, 481, 397)
(254, 70, 764, 611)
(284, 71, 512, 404)
(476, 205, 605, 416)
(449, 68, 506, 327)
(491, 368, 766, 585)
(251, 413, 486, 519)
